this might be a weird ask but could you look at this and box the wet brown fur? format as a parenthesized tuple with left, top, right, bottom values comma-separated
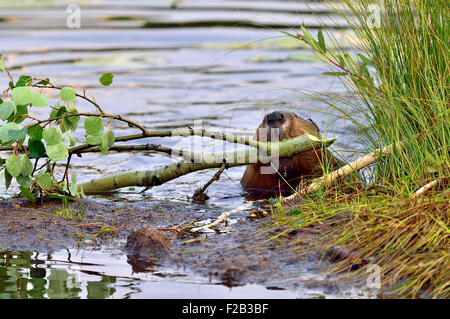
(241, 111, 341, 195)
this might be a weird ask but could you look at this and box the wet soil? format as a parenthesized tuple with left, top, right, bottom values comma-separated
(0, 197, 359, 293)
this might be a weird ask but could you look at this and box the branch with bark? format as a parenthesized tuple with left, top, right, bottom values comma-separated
(77, 134, 336, 193)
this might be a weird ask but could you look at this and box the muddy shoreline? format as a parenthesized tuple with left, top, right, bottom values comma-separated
(0, 197, 373, 296)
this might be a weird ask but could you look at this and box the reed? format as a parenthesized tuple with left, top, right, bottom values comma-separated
(272, 0, 449, 298)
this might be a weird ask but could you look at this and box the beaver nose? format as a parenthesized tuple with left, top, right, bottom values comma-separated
(266, 111, 284, 122)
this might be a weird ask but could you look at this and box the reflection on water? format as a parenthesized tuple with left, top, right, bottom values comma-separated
(1, 250, 305, 299)
(0, 250, 111, 299)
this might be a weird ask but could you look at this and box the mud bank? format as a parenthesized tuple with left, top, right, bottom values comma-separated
(0, 198, 372, 296)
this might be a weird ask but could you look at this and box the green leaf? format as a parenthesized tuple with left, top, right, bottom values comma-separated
(99, 73, 114, 86)
(0, 101, 16, 120)
(46, 142, 68, 161)
(49, 105, 66, 119)
(60, 114, 80, 133)
(0, 122, 20, 145)
(42, 127, 62, 146)
(317, 30, 326, 54)
(27, 125, 43, 140)
(20, 185, 36, 203)
(36, 78, 50, 85)
(15, 75, 32, 87)
(64, 113, 80, 132)
(323, 72, 348, 76)
(35, 169, 45, 178)
(361, 64, 369, 76)
(31, 92, 49, 107)
(0, 56, 5, 71)
(353, 78, 370, 89)
(100, 130, 115, 155)
(338, 55, 346, 68)
(37, 173, 53, 190)
(60, 87, 76, 102)
(64, 134, 77, 147)
(6, 154, 23, 177)
(20, 155, 34, 176)
(12, 86, 33, 105)
(84, 117, 104, 135)
(71, 171, 77, 185)
(7, 104, 28, 124)
(8, 126, 28, 141)
(28, 139, 46, 159)
(69, 171, 77, 195)
(4, 169, 12, 190)
(86, 134, 102, 145)
(301, 26, 318, 48)
(17, 175, 33, 188)
(357, 53, 374, 66)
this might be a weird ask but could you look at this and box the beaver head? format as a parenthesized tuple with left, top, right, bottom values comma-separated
(255, 111, 321, 142)
(241, 110, 340, 196)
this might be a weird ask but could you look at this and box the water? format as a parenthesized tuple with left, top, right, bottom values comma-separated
(0, 249, 300, 299)
(1, 249, 372, 299)
(0, 0, 366, 298)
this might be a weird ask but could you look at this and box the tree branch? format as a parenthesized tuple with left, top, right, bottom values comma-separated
(78, 134, 336, 193)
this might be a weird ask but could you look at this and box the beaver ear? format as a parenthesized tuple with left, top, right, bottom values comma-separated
(308, 118, 320, 132)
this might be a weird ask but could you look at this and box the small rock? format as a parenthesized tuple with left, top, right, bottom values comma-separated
(126, 228, 171, 259)
(126, 228, 172, 273)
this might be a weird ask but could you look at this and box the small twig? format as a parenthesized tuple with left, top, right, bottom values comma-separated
(178, 219, 198, 233)
(72, 222, 104, 228)
(33, 159, 51, 176)
(62, 154, 73, 195)
(72, 222, 128, 230)
(68, 127, 276, 158)
(166, 219, 198, 241)
(154, 227, 181, 232)
(181, 238, 208, 245)
(192, 163, 227, 201)
(32, 181, 50, 195)
(190, 205, 249, 233)
(73, 143, 183, 156)
(2, 62, 14, 86)
(26, 112, 149, 136)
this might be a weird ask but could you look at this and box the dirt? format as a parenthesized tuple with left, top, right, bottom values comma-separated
(0, 197, 366, 293)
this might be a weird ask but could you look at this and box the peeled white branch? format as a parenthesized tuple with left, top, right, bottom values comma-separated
(285, 142, 403, 201)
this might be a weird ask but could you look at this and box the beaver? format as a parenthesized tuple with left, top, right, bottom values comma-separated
(241, 111, 342, 195)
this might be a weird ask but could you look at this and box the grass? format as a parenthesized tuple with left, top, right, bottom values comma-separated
(94, 225, 119, 238)
(270, 0, 449, 298)
(51, 208, 75, 220)
(50, 198, 85, 221)
(273, 186, 449, 298)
